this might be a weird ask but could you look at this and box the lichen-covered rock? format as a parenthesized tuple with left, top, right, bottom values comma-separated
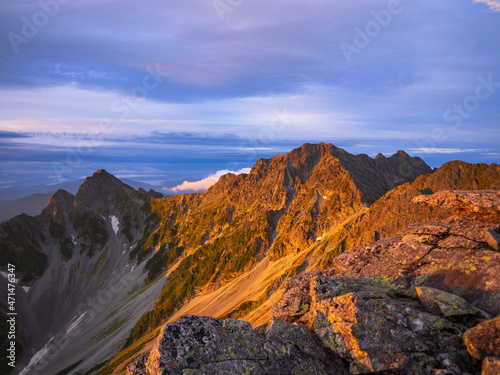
(463, 316, 500, 360)
(412, 190, 500, 215)
(127, 353, 149, 375)
(310, 290, 474, 374)
(271, 190, 500, 373)
(272, 188, 500, 375)
(485, 229, 500, 251)
(133, 315, 349, 375)
(272, 274, 417, 327)
(272, 272, 319, 323)
(416, 287, 491, 319)
(325, 210, 500, 316)
(274, 274, 476, 374)
(481, 357, 500, 375)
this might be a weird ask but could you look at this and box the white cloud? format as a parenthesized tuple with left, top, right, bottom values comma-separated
(474, 0, 500, 11)
(169, 167, 251, 193)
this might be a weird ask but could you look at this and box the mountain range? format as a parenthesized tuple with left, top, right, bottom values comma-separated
(0, 143, 499, 375)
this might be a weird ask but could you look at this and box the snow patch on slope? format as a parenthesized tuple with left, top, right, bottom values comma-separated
(66, 312, 87, 335)
(110, 215, 119, 235)
(19, 339, 54, 375)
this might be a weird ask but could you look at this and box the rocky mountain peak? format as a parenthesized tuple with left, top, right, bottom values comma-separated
(77, 169, 126, 194)
(76, 168, 137, 213)
(40, 189, 76, 217)
(246, 143, 430, 195)
(395, 149, 410, 157)
(48, 188, 75, 203)
(288, 142, 334, 160)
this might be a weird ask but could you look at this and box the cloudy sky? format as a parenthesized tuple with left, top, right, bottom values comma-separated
(0, 0, 499, 193)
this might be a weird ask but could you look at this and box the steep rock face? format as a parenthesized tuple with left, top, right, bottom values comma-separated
(246, 143, 430, 257)
(76, 169, 137, 213)
(77, 169, 152, 244)
(145, 143, 430, 264)
(0, 214, 48, 283)
(272, 190, 500, 374)
(128, 315, 349, 375)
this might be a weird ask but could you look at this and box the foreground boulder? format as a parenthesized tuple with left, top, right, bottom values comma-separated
(128, 315, 349, 374)
(463, 316, 500, 375)
(463, 316, 500, 360)
(415, 286, 491, 319)
(274, 275, 478, 374)
(481, 357, 500, 375)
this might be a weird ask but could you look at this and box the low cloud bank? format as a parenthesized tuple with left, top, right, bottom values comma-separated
(169, 168, 251, 193)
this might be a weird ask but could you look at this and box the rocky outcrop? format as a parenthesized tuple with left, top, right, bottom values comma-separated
(463, 317, 500, 360)
(485, 229, 500, 251)
(273, 274, 481, 374)
(324, 192, 500, 316)
(413, 190, 500, 215)
(463, 317, 500, 375)
(481, 357, 500, 375)
(271, 190, 500, 374)
(128, 315, 349, 374)
(415, 286, 490, 319)
(128, 353, 149, 374)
